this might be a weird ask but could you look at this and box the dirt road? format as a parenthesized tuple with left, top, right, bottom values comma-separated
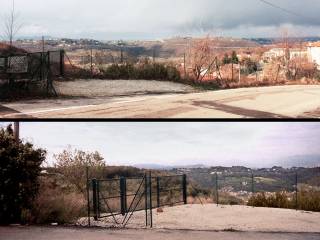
(1, 84, 320, 118)
(1, 226, 319, 240)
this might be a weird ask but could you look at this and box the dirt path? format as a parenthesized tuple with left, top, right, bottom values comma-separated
(1, 84, 320, 118)
(1, 226, 319, 240)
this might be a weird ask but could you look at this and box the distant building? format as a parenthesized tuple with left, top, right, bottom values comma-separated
(263, 48, 286, 61)
(307, 42, 320, 69)
(263, 48, 308, 61)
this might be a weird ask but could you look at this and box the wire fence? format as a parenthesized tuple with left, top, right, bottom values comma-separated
(87, 172, 187, 228)
(185, 168, 320, 209)
(0, 50, 64, 98)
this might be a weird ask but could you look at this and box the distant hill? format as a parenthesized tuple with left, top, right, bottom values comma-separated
(134, 163, 208, 170)
(245, 36, 320, 45)
(278, 155, 320, 168)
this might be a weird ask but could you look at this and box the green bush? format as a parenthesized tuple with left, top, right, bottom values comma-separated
(0, 125, 46, 224)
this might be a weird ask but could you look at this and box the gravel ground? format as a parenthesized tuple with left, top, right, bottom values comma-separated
(82, 205, 320, 233)
(53, 79, 197, 98)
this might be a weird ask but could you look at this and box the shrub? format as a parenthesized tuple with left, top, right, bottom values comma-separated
(298, 189, 320, 212)
(31, 176, 86, 224)
(54, 146, 106, 195)
(0, 125, 46, 224)
(248, 190, 320, 212)
(99, 63, 181, 81)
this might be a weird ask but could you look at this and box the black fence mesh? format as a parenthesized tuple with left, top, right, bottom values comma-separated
(89, 174, 186, 224)
(0, 50, 64, 98)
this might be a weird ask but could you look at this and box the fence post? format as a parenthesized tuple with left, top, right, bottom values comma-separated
(97, 180, 100, 218)
(46, 51, 51, 95)
(251, 172, 255, 194)
(60, 50, 65, 76)
(295, 172, 298, 210)
(92, 179, 98, 221)
(215, 173, 219, 206)
(156, 177, 160, 208)
(144, 173, 148, 227)
(182, 174, 187, 204)
(120, 177, 127, 215)
(86, 166, 91, 226)
(149, 172, 153, 228)
(4, 57, 8, 73)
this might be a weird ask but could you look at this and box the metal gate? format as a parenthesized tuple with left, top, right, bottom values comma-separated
(89, 173, 187, 228)
(0, 50, 65, 97)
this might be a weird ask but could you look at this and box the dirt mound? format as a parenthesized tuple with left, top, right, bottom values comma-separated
(0, 43, 28, 56)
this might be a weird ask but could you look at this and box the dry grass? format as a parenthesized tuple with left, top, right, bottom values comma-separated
(30, 177, 86, 224)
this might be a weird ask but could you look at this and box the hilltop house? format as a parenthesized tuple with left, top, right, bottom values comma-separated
(263, 43, 320, 69)
(307, 42, 320, 69)
(263, 47, 308, 61)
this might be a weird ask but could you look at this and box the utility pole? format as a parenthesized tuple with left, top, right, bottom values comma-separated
(13, 122, 19, 142)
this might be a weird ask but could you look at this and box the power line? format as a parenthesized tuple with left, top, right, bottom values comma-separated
(257, 0, 315, 21)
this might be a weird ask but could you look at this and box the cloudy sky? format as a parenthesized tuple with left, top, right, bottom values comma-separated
(1, 0, 320, 40)
(1, 122, 320, 168)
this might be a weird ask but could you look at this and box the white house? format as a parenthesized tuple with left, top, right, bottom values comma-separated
(263, 48, 308, 61)
(307, 42, 320, 69)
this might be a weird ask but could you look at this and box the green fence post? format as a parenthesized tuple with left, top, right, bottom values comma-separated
(97, 180, 100, 218)
(144, 174, 148, 227)
(251, 172, 255, 194)
(149, 172, 153, 228)
(92, 179, 98, 221)
(60, 50, 65, 76)
(183, 174, 187, 204)
(156, 177, 160, 208)
(216, 173, 219, 206)
(295, 172, 298, 210)
(120, 177, 127, 215)
(86, 166, 91, 226)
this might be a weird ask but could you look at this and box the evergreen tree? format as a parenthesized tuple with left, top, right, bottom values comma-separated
(0, 124, 46, 224)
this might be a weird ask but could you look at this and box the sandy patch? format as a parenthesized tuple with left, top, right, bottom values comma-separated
(81, 204, 320, 233)
(53, 79, 197, 98)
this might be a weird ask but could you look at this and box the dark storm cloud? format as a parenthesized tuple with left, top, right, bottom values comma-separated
(1, 0, 320, 39)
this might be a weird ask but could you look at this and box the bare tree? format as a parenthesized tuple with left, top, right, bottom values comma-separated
(188, 36, 217, 82)
(2, 0, 21, 47)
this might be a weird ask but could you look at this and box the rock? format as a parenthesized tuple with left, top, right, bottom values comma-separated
(157, 208, 164, 213)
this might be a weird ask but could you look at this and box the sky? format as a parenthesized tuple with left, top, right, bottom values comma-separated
(1, 0, 320, 40)
(1, 122, 320, 168)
